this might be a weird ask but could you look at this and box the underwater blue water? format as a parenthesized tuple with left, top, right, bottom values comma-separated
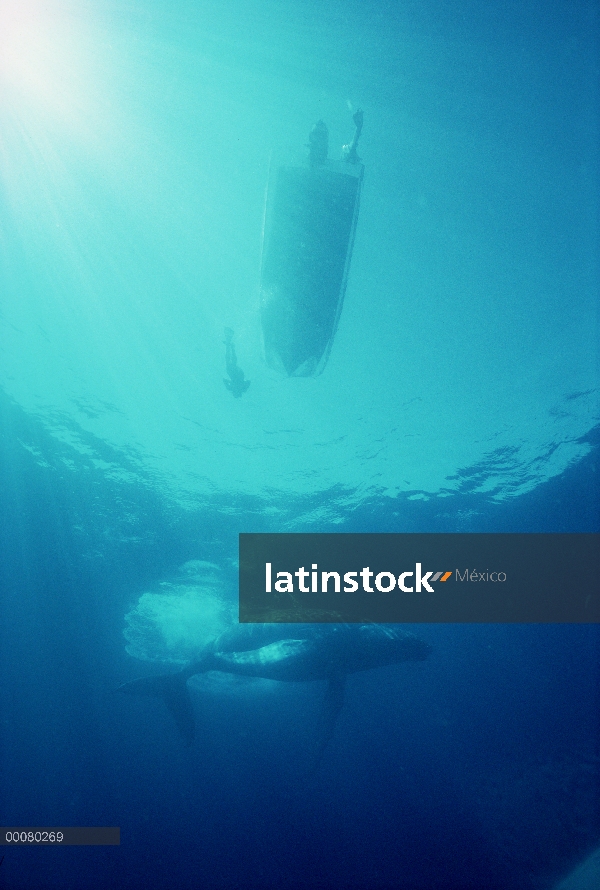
(1, 1, 599, 888)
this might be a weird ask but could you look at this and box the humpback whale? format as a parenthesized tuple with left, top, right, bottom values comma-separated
(118, 624, 431, 759)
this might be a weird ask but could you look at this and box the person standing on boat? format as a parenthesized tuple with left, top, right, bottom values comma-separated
(308, 119, 329, 167)
(342, 109, 363, 164)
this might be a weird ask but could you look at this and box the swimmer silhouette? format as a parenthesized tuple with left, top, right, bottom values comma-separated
(223, 328, 250, 397)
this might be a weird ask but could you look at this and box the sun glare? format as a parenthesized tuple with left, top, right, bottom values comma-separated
(1, 2, 63, 95)
(0, 0, 92, 126)
(0, 0, 127, 236)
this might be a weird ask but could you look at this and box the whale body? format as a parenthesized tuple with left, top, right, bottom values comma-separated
(118, 624, 431, 756)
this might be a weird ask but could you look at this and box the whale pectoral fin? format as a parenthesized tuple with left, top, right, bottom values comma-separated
(312, 672, 346, 772)
(118, 673, 195, 746)
(160, 676, 195, 746)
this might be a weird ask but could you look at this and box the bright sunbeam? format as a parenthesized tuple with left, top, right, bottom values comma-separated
(0, 0, 100, 213)
(0, 0, 136, 283)
(0, 0, 134, 198)
(0, 1, 84, 117)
